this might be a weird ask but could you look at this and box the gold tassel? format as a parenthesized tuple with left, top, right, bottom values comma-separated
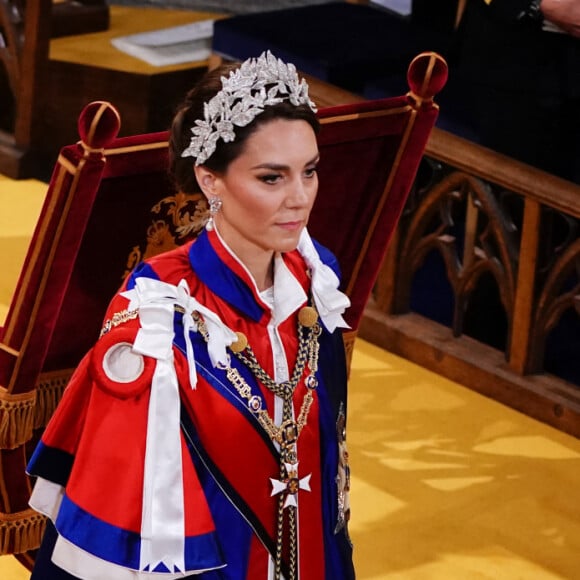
(0, 508, 46, 555)
(0, 388, 36, 450)
(34, 370, 73, 430)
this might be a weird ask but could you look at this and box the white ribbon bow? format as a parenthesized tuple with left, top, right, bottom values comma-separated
(120, 277, 237, 573)
(297, 229, 351, 332)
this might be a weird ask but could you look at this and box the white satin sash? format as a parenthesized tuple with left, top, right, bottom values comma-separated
(121, 278, 236, 573)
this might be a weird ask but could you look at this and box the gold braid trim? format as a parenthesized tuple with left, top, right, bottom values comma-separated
(34, 370, 74, 429)
(0, 509, 46, 555)
(0, 388, 36, 450)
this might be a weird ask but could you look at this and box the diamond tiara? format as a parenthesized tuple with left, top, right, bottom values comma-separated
(181, 51, 317, 166)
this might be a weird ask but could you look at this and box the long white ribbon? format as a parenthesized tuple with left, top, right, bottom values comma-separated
(297, 229, 351, 332)
(120, 277, 237, 573)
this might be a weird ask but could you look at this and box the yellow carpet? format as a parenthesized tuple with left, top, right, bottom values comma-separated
(347, 340, 580, 579)
(0, 175, 47, 324)
(2, 179, 580, 578)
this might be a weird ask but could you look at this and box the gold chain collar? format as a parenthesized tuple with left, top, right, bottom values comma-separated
(193, 305, 321, 580)
(192, 305, 320, 453)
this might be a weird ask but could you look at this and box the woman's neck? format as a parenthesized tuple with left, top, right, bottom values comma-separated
(212, 224, 274, 291)
(244, 253, 274, 292)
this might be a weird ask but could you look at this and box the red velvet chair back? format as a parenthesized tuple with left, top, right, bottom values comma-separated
(313, 53, 445, 330)
(0, 52, 446, 566)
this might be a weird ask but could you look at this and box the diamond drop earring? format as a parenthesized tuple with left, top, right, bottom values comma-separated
(206, 196, 223, 231)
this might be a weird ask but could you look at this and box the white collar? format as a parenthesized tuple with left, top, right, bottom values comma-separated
(213, 225, 350, 331)
(268, 253, 308, 326)
(297, 228, 350, 332)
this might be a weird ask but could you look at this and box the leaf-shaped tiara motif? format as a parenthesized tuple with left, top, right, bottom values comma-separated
(181, 51, 317, 165)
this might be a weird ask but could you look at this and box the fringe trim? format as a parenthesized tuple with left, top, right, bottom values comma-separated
(0, 508, 46, 555)
(342, 330, 357, 379)
(0, 369, 73, 449)
(0, 388, 36, 450)
(34, 370, 73, 430)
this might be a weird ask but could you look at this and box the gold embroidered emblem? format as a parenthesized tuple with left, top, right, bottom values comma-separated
(122, 191, 209, 279)
(335, 402, 352, 544)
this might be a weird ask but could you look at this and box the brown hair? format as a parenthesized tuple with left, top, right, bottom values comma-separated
(168, 62, 320, 194)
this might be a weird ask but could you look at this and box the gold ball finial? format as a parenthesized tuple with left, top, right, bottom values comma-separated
(230, 332, 248, 353)
(298, 306, 318, 328)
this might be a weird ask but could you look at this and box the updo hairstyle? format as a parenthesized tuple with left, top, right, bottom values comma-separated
(169, 62, 320, 195)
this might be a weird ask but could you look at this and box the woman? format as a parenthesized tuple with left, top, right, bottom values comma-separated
(28, 51, 355, 579)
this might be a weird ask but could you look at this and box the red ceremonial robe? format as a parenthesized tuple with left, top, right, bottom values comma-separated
(28, 227, 355, 579)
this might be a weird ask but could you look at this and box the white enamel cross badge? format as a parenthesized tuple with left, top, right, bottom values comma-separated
(270, 462, 312, 508)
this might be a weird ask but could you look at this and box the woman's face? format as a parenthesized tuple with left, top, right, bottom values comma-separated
(206, 118, 319, 267)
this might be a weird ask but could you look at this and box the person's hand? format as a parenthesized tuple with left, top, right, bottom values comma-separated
(541, 0, 580, 37)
